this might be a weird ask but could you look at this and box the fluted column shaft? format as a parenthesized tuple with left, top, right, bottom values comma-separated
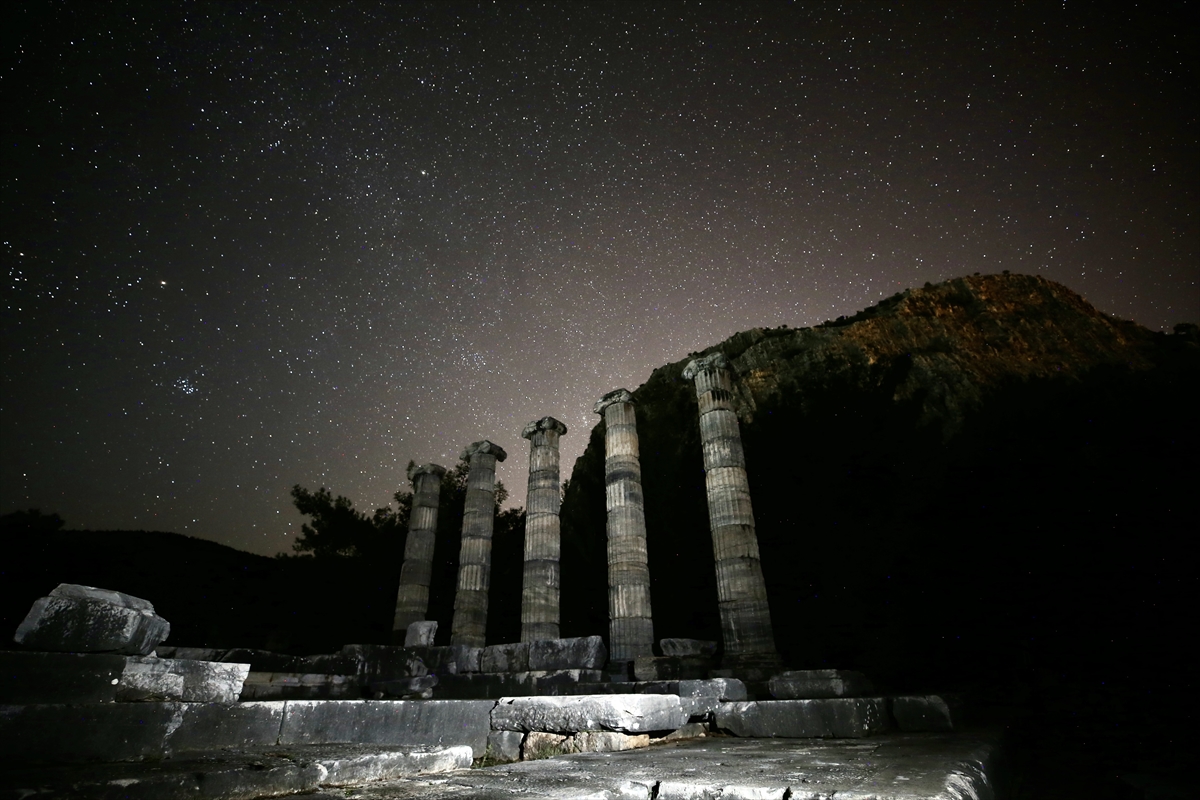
(683, 352, 778, 660)
(520, 416, 568, 642)
(393, 463, 447, 637)
(451, 440, 508, 647)
(595, 389, 655, 668)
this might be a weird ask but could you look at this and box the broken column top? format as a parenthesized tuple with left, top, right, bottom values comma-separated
(44, 583, 156, 611)
(682, 351, 730, 380)
(522, 416, 568, 439)
(461, 440, 508, 462)
(407, 462, 447, 481)
(14, 583, 170, 655)
(593, 388, 634, 415)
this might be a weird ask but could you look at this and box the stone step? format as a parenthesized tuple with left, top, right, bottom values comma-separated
(0, 744, 471, 800)
(715, 697, 891, 738)
(0, 699, 494, 765)
(0, 651, 249, 705)
(432, 669, 605, 699)
(239, 671, 361, 701)
(768, 669, 874, 699)
(558, 677, 749, 719)
(491, 694, 689, 735)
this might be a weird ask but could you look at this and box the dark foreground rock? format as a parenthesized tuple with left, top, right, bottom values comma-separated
(13, 584, 170, 655)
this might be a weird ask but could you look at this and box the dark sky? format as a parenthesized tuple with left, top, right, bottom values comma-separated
(3, 2, 1195, 556)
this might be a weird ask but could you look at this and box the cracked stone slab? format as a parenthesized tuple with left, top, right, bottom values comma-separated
(118, 657, 249, 703)
(492, 695, 687, 735)
(0, 744, 473, 800)
(330, 734, 1002, 799)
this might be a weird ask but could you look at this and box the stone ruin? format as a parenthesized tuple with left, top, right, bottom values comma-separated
(0, 351, 987, 798)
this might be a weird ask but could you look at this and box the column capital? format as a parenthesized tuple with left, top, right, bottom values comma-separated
(522, 416, 568, 439)
(594, 388, 635, 415)
(461, 440, 508, 462)
(683, 351, 730, 381)
(406, 462, 447, 481)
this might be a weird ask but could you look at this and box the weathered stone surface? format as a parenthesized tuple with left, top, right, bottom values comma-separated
(683, 355, 779, 662)
(486, 730, 524, 763)
(769, 669, 874, 699)
(13, 584, 170, 655)
(520, 731, 570, 761)
(451, 440, 507, 647)
(344, 735, 1002, 799)
(891, 694, 962, 731)
(0, 650, 126, 704)
(557, 678, 747, 720)
(279, 699, 493, 756)
(403, 645, 459, 675)
(394, 463, 447, 637)
(435, 669, 605, 700)
(371, 675, 438, 699)
(632, 655, 712, 682)
(342, 644, 429, 682)
(0, 701, 286, 763)
(670, 678, 748, 718)
(492, 695, 687, 735)
(116, 663, 184, 701)
(167, 701, 287, 754)
(318, 745, 473, 785)
(521, 730, 650, 761)
(240, 672, 359, 701)
(659, 721, 709, 741)
(0, 751, 322, 799)
(571, 730, 650, 753)
(449, 644, 482, 674)
(118, 657, 249, 703)
(480, 641, 530, 673)
(596, 389, 656, 667)
(659, 638, 718, 657)
(715, 697, 889, 738)
(0, 736, 1003, 799)
(404, 620, 438, 647)
(521, 417, 567, 643)
(528, 636, 607, 671)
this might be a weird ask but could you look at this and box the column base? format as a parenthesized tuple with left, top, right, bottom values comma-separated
(604, 659, 635, 683)
(713, 652, 783, 685)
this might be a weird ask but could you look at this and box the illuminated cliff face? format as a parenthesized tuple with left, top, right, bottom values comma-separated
(694, 273, 1157, 435)
(560, 273, 1198, 676)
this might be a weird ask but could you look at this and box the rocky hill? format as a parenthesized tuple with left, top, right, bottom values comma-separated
(560, 273, 1197, 702)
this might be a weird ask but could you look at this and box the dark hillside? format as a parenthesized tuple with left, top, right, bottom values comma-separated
(560, 273, 1197, 786)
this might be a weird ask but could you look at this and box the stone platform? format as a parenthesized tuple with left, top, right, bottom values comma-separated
(294, 733, 1004, 799)
(0, 744, 473, 800)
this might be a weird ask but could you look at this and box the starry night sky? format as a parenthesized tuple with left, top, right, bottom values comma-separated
(3, 2, 1196, 556)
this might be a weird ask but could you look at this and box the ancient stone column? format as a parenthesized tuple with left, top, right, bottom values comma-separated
(594, 389, 655, 676)
(520, 416, 568, 643)
(682, 352, 779, 669)
(392, 462, 447, 641)
(450, 440, 508, 647)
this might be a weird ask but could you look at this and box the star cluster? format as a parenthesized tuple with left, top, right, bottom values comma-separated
(3, 2, 1195, 554)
